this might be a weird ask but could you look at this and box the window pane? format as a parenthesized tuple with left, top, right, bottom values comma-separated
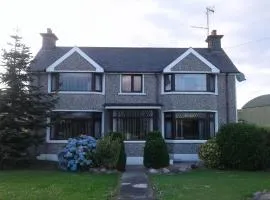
(59, 73, 92, 91)
(51, 73, 59, 91)
(164, 74, 172, 91)
(165, 120, 172, 139)
(94, 74, 102, 91)
(207, 74, 215, 92)
(175, 74, 206, 91)
(122, 75, 131, 92)
(133, 75, 142, 92)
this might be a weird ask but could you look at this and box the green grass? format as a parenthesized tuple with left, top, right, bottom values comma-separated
(151, 169, 270, 200)
(0, 170, 119, 200)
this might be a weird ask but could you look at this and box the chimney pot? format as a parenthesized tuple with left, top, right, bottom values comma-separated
(211, 30, 217, 35)
(47, 28, 52, 34)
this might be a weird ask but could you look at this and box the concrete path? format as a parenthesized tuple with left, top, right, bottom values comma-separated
(117, 166, 155, 200)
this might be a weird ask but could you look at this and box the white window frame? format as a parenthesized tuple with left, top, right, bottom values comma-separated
(161, 110, 218, 143)
(48, 72, 105, 95)
(118, 74, 146, 95)
(46, 110, 104, 143)
(161, 72, 218, 95)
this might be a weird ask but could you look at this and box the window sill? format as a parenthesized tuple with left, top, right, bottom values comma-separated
(165, 140, 207, 143)
(46, 140, 68, 143)
(162, 92, 217, 95)
(124, 140, 146, 143)
(50, 91, 104, 95)
(118, 93, 146, 96)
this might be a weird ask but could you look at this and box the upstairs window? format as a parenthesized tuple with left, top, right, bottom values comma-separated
(121, 74, 142, 93)
(51, 73, 102, 92)
(164, 74, 215, 92)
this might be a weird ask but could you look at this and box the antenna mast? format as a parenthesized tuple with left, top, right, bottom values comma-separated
(191, 6, 215, 36)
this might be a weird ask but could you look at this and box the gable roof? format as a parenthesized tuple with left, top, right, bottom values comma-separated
(46, 47, 103, 72)
(30, 47, 239, 73)
(163, 48, 220, 73)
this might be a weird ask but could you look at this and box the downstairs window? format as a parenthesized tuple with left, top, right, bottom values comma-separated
(50, 112, 102, 140)
(111, 110, 156, 140)
(164, 112, 215, 140)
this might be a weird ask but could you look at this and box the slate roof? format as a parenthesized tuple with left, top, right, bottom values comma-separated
(242, 94, 270, 109)
(30, 47, 239, 73)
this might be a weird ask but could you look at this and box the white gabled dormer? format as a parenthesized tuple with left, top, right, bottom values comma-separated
(46, 46, 104, 73)
(163, 48, 219, 73)
(162, 48, 219, 95)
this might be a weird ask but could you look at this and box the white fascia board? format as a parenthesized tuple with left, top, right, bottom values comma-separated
(163, 48, 220, 73)
(46, 46, 104, 72)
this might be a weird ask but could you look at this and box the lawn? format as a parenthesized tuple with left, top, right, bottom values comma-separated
(0, 170, 119, 200)
(151, 169, 270, 200)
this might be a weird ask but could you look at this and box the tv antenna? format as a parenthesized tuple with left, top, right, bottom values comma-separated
(191, 6, 215, 36)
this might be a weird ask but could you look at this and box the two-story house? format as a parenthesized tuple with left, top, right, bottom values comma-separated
(32, 29, 241, 165)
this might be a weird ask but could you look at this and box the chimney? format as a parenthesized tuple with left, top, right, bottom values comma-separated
(206, 30, 223, 50)
(40, 28, 58, 49)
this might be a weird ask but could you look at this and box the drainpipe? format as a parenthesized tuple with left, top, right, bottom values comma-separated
(155, 73, 160, 131)
(225, 73, 229, 124)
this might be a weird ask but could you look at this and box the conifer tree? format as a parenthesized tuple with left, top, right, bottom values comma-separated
(0, 34, 57, 168)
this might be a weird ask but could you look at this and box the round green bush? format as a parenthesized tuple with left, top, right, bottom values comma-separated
(199, 138, 221, 168)
(143, 131, 169, 169)
(216, 123, 270, 170)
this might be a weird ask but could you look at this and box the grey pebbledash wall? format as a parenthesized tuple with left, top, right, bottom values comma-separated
(105, 74, 158, 104)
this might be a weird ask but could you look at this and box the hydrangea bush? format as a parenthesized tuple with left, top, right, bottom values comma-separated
(58, 135, 97, 171)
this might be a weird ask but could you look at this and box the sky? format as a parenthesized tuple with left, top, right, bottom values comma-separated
(0, 0, 270, 109)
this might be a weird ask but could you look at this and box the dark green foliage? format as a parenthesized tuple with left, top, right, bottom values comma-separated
(0, 35, 57, 169)
(199, 138, 221, 168)
(95, 135, 121, 169)
(145, 131, 163, 140)
(216, 123, 270, 170)
(109, 132, 126, 171)
(95, 134, 126, 171)
(116, 142, 126, 172)
(110, 132, 125, 142)
(143, 131, 169, 169)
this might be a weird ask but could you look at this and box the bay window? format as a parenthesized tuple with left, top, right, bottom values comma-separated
(50, 112, 102, 140)
(164, 74, 215, 92)
(164, 112, 215, 140)
(51, 73, 102, 92)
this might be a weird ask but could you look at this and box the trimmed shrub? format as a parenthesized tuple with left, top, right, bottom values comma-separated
(116, 142, 126, 172)
(143, 131, 169, 169)
(58, 135, 96, 172)
(216, 123, 270, 170)
(199, 138, 221, 168)
(95, 135, 121, 169)
(109, 132, 126, 171)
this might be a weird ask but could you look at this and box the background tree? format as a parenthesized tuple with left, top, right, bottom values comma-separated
(0, 34, 57, 168)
